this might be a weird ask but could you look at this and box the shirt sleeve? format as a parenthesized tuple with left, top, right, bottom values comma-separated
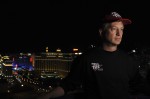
(59, 54, 86, 94)
(129, 55, 150, 95)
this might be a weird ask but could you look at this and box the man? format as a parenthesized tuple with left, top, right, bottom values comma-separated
(37, 11, 143, 99)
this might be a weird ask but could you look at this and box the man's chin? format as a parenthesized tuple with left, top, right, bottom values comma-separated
(112, 43, 120, 46)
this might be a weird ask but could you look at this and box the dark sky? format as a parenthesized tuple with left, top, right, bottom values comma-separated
(2, 0, 150, 54)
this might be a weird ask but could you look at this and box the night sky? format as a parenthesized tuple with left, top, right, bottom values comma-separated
(2, 0, 150, 54)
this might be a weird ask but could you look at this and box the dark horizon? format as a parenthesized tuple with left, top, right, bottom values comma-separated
(2, 0, 150, 54)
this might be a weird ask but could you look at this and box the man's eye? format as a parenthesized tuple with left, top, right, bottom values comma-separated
(111, 28, 117, 30)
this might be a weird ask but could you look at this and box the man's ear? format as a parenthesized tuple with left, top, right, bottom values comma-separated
(99, 29, 103, 37)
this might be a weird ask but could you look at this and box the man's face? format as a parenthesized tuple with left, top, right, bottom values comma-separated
(104, 21, 124, 46)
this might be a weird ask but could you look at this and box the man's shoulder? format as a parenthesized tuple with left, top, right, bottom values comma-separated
(81, 47, 100, 56)
(119, 49, 140, 64)
(117, 49, 131, 57)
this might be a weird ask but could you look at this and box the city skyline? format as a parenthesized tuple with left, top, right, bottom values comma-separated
(2, 0, 150, 53)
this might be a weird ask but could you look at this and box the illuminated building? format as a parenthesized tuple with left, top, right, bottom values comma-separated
(1, 56, 13, 78)
(34, 48, 82, 78)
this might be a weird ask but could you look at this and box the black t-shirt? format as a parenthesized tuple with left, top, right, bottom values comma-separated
(60, 47, 140, 99)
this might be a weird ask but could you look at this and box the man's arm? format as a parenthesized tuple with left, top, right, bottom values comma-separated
(37, 86, 65, 99)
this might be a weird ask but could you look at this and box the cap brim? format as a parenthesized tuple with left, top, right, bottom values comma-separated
(120, 18, 132, 25)
(102, 17, 132, 25)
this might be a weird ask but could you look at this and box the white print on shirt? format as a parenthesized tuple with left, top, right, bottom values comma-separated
(91, 63, 103, 71)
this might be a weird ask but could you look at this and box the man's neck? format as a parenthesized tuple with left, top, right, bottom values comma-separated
(102, 43, 118, 52)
